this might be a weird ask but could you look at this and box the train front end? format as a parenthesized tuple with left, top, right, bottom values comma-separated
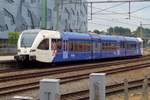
(14, 30, 39, 62)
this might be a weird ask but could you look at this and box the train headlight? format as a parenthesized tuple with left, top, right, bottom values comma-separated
(30, 49, 36, 52)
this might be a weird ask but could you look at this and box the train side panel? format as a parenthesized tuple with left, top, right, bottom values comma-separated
(100, 35, 124, 58)
(52, 32, 92, 62)
(67, 32, 92, 61)
(90, 34, 101, 59)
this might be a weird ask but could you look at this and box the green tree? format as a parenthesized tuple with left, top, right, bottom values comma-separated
(133, 27, 150, 38)
(107, 27, 113, 34)
(133, 27, 142, 37)
(93, 29, 100, 34)
(8, 32, 20, 46)
(107, 26, 131, 36)
(93, 29, 105, 34)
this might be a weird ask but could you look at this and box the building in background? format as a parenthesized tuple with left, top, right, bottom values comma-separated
(0, 0, 40, 38)
(41, 0, 88, 32)
(0, 0, 88, 38)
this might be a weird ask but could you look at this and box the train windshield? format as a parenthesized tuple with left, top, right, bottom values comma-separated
(21, 32, 38, 47)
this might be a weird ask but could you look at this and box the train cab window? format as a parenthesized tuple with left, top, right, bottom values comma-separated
(38, 39, 49, 50)
(57, 39, 62, 51)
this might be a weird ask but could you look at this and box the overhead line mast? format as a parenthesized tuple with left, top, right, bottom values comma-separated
(87, 0, 150, 3)
(85, 0, 150, 20)
(64, 0, 150, 4)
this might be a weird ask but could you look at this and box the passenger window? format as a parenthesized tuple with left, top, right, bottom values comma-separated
(126, 42, 136, 50)
(69, 41, 73, 51)
(38, 39, 49, 50)
(57, 39, 62, 51)
(52, 39, 62, 51)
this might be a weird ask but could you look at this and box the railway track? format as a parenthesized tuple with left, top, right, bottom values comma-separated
(0, 55, 149, 74)
(0, 55, 150, 81)
(61, 77, 149, 100)
(0, 56, 150, 98)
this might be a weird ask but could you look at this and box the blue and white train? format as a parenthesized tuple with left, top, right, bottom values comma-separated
(14, 29, 143, 63)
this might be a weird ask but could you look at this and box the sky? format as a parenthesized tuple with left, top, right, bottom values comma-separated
(87, 0, 150, 32)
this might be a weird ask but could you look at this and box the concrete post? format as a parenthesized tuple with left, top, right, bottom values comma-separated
(39, 79, 60, 100)
(124, 79, 129, 100)
(89, 73, 106, 100)
(142, 76, 148, 100)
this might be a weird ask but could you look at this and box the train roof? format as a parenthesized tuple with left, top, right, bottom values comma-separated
(62, 32, 91, 39)
(21, 30, 139, 42)
(124, 36, 138, 42)
(99, 34, 138, 42)
(22, 29, 41, 33)
(62, 32, 126, 41)
(99, 35, 125, 41)
(22, 29, 61, 39)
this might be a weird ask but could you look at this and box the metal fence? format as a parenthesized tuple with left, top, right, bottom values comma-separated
(0, 39, 17, 55)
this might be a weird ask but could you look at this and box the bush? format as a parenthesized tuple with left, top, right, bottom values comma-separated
(8, 32, 20, 46)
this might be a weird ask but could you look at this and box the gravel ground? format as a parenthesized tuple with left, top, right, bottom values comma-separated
(144, 48, 150, 55)
(107, 88, 150, 100)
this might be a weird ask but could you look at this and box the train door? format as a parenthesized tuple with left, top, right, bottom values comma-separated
(92, 39, 96, 59)
(123, 38, 127, 56)
(98, 39, 102, 58)
(93, 39, 100, 59)
(63, 40, 68, 59)
(36, 38, 51, 62)
(120, 41, 126, 57)
(91, 39, 94, 59)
